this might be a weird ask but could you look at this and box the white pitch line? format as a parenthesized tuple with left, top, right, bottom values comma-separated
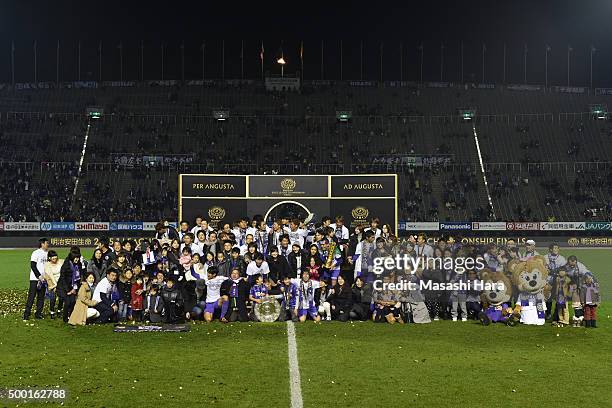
(286, 321, 304, 408)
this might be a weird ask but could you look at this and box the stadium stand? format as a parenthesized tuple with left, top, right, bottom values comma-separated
(1, 82, 611, 222)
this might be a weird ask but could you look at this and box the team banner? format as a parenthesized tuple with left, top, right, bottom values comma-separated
(180, 175, 247, 198)
(248, 175, 328, 198)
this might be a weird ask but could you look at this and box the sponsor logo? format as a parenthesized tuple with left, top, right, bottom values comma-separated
(280, 178, 297, 191)
(402, 222, 439, 231)
(506, 222, 540, 231)
(0, 222, 3, 231)
(439, 222, 471, 230)
(75, 222, 109, 231)
(471, 222, 506, 231)
(192, 183, 235, 190)
(566, 237, 612, 247)
(207, 206, 226, 222)
(540, 222, 585, 231)
(351, 206, 369, 220)
(41, 222, 75, 231)
(3, 222, 40, 231)
(585, 221, 611, 230)
(109, 222, 144, 231)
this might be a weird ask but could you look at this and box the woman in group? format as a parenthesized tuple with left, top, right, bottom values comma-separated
(58, 249, 86, 323)
(350, 276, 373, 321)
(308, 244, 322, 266)
(166, 239, 182, 274)
(68, 272, 99, 326)
(327, 275, 353, 322)
(380, 224, 396, 245)
(43, 250, 64, 319)
(87, 248, 107, 284)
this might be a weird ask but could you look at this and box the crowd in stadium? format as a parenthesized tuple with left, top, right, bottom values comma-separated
(23, 215, 601, 328)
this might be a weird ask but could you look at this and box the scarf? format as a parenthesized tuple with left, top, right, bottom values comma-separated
(299, 279, 313, 308)
(191, 265, 202, 280)
(70, 262, 81, 288)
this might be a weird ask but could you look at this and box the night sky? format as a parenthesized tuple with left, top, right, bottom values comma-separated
(2, 0, 612, 86)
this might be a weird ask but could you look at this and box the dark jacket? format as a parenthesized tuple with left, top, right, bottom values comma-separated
(227, 256, 247, 277)
(352, 283, 374, 305)
(161, 284, 184, 323)
(58, 260, 86, 297)
(215, 258, 232, 278)
(220, 278, 250, 321)
(166, 250, 181, 273)
(287, 250, 308, 279)
(86, 260, 106, 284)
(267, 255, 291, 282)
(116, 279, 132, 303)
(144, 294, 164, 323)
(328, 284, 353, 310)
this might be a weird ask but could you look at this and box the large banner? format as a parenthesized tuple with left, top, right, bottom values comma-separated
(179, 174, 397, 230)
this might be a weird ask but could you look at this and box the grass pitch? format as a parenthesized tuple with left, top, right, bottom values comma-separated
(0, 248, 610, 407)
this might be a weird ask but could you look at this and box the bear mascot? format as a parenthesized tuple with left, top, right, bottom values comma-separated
(478, 269, 521, 326)
(512, 256, 550, 326)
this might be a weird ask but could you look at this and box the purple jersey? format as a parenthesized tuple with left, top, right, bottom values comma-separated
(250, 284, 268, 300)
(485, 303, 509, 323)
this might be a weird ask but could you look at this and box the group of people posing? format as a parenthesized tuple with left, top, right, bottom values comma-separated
(22, 215, 601, 327)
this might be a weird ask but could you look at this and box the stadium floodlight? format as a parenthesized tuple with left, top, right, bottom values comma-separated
(86, 107, 104, 119)
(457, 108, 476, 121)
(336, 110, 352, 122)
(589, 104, 607, 120)
(213, 109, 230, 121)
(277, 56, 286, 65)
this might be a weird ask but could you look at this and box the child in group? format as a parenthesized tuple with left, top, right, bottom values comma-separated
(160, 276, 184, 323)
(144, 284, 164, 323)
(569, 279, 583, 327)
(465, 269, 482, 320)
(179, 247, 193, 276)
(551, 269, 570, 327)
(249, 274, 269, 320)
(130, 276, 144, 322)
(112, 251, 130, 276)
(450, 270, 468, 322)
(117, 269, 133, 321)
(581, 273, 600, 328)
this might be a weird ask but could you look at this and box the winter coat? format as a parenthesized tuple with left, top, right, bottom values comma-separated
(68, 282, 98, 326)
